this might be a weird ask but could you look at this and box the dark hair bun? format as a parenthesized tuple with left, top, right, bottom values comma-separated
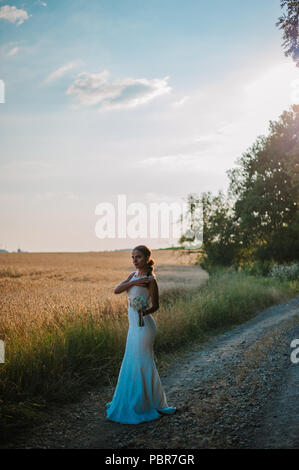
(146, 258, 155, 276)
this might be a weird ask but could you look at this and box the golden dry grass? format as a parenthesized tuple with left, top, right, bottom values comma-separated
(0, 249, 208, 338)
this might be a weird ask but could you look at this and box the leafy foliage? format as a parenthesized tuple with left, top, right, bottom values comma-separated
(276, 0, 299, 66)
(227, 105, 299, 263)
(180, 105, 299, 267)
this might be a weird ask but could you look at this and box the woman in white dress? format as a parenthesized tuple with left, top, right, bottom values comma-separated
(105, 245, 176, 424)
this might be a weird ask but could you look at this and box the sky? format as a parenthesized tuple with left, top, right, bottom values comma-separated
(0, 0, 299, 252)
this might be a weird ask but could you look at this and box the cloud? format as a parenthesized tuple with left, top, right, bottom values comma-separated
(66, 70, 172, 110)
(135, 154, 201, 171)
(6, 46, 19, 56)
(0, 5, 30, 25)
(44, 61, 83, 84)
(172, 96, 190, 107)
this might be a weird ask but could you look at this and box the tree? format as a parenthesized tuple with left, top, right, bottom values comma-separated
(199, 191, 239, 268)
(178, 193, 203, 247)
(276, 0, 299, 66)
(181, 106, 299, 267)
(227, 105, 299, 263)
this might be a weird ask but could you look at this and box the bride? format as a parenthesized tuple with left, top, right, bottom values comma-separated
(105, 245, 176, 424)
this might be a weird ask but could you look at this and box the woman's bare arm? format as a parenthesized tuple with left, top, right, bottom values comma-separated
(143, 278, 159, 315)
(114, 272, 135, 294)
(114, 273, 150, 294)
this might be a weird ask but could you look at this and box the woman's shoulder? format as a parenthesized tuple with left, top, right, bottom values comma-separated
(126, 271, 136, 280)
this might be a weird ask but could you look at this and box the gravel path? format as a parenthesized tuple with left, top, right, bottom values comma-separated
(4, 295, 299, 449)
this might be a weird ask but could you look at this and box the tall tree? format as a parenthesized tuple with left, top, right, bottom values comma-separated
(178, 193, 202, 244)
(199, 190, 239, 268)
(227, 105, 299, 262)
(276, 0, 299, 66)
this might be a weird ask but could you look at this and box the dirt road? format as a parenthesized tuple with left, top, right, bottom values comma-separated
(4, 295, 299, 449)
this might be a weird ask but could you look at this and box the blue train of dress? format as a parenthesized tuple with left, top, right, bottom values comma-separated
(105, 272, 176, 424)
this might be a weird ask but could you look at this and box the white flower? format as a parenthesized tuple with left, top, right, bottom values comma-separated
(268, 263, 299, 281)
(130, 295, 149, 312)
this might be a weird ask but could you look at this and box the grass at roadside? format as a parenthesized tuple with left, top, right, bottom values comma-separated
(0, 267, 298, 444)
(155, 268, 299, 355)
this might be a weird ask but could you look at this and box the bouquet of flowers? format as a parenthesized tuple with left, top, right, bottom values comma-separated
(129, 295, 149, 327)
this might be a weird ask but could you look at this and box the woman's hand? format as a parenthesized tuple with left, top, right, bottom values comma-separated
(114, 275, 150, 294)
(137, 310, 145, 327)
(131, 277, 151, 288)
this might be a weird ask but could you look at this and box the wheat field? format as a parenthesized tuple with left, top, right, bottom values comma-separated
(0, 249, 208, 338)
(0, 249, 209, 407)
(0, 249, 297, 426)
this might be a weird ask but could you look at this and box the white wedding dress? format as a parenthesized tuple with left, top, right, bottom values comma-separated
(105, 271, 176, 424)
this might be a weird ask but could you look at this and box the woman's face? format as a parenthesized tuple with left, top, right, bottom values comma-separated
(131, 250, 148, 270)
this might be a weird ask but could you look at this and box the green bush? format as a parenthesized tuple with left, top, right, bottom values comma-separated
(238, 259, 274, 276)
